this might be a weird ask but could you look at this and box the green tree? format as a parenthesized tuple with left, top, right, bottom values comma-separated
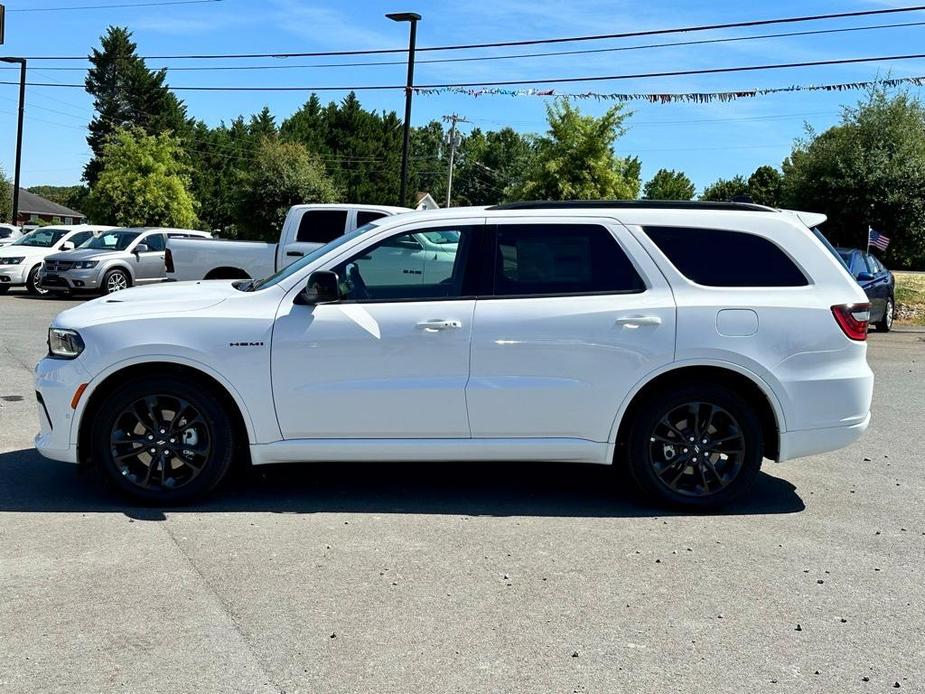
(236, 137, 340, 241)
(509, 100, 639, 201)
(453, 127, 535, 206)
(85, 127, 198, 227)
(84, 27, 189, 184)
(782, 87, 925, 267)
(0, 166, 11, 222)
(26, 185, 89, 214)
(747, 165, 783, 207)
(643, 168, 695, 200)
(700, 175, 749, 202)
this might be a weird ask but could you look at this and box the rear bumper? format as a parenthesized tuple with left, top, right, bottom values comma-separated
(778, 411, 871, 462)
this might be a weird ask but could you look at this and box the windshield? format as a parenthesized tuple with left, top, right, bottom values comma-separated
(12, 228, 68, 248)
(81, 230, 140, 251)
(249, 221, 384, 291)
(837, 250, 854, 266)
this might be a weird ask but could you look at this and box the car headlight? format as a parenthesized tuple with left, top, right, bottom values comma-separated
(0, 256, 24, 265)
(47, 328, 85, 359)
(73, 261, 98, 269)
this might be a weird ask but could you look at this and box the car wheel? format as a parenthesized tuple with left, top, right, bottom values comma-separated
(625, 383, 764, 509)
(0, 285, 9, 294)
(91, 376, 235, 504)
(876, 298, 894, 332)
(103, 268, 130, 294)
(26, 265, 49, 296)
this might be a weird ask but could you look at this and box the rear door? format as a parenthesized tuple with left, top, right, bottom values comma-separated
(466, 218, 676, 443)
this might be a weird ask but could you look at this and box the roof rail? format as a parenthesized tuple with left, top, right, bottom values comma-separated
(487, 200, 776, 212)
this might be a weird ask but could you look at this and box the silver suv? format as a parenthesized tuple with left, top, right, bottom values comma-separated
(40, 227, 211, 295)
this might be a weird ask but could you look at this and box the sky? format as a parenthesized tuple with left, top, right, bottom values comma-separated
(1, 0, 925, 195)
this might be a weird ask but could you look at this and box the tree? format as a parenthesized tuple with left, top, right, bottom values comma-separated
(453, 127, 535, 206)
(643, 168, 695, 200)
(0, 166, 11, 222)
(84, 27, 188, 184)
(235, 138, 340, 241)
(509, 100, 639, 201)
(747, 165, 783, 207)
(26, 185, 89, 214)
(700, 175, 749, 202)
(85, 127, 198, 228)
(782, 86, 925, 267)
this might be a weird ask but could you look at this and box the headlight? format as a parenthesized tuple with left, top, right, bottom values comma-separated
(74, 261, 98, 269)
(48, 328, 85, 359)
(0, 256, 24, 265)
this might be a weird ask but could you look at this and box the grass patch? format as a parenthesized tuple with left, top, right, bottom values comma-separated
(894, 272, 925, 325)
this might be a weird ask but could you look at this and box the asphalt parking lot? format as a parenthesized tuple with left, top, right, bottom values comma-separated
(0, 289, 923, 694)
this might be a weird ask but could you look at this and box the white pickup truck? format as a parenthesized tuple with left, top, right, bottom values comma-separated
(167, 203, 410, 281)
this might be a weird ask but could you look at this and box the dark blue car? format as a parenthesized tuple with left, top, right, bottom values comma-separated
(837, 247, 895, 332)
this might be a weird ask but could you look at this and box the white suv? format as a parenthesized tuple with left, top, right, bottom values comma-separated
(34, 202, 874, 507)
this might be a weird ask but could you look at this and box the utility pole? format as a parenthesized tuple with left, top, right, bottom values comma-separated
(442, 113, 468, 208)
(0, 56, 25, 226)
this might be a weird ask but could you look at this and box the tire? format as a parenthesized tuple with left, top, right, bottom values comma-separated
(624, 382, 764, 510)
(91, 375, 235, 504)
(0, 285, 9, 294)
(26, 264, 48, 296)
(875, 298, 894, 332)
(102, 268, 130, 295)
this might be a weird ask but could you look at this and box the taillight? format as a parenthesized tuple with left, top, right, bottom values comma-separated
(831, 303, 870, 341)
(165, 248, 175, 273)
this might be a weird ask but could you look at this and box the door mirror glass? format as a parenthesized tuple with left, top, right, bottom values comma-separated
(295, 270, 340, 305)
(856, 271, 875, 282)
(59, 241, 75, 251)
(134, 243, 150, 254)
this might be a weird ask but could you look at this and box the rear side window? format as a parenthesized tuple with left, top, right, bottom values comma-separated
(297, 210, 348, 243)
(356, 210, 388, 227)
(643, 226, 808, 287)
(492, 224, 644, 297)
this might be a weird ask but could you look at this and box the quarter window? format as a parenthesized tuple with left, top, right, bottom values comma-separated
(356, 210, 388, 227)
(331, 226, 476, 302)
(297, 210, 349, 243)
(643, 226, 808, 287)
(492, 224, 644, 296)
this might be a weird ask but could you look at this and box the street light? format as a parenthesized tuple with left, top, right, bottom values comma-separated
(386, 11, 421, 208)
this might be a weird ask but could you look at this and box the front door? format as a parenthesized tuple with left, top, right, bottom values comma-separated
(271, 223, 483, 440)
(133, 233, 167, 283)
(466, 219, 676, 443)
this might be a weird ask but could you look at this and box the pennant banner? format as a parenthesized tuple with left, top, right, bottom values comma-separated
(413, 76, 925, 104)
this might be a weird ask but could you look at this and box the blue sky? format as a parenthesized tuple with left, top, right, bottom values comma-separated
(2, 0, 925, 194)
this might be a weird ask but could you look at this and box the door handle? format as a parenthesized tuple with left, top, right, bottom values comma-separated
(286, 251, 304, 257)
(416, 319, 462, 332)
(615, 315, 662, 329)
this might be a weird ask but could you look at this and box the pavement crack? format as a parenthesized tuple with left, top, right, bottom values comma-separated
(0, 340, 34, 376)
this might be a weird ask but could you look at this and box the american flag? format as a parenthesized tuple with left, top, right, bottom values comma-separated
(868, 227, 890, 252)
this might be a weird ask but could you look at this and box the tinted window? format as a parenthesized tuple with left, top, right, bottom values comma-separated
(69, 232, 93, 247)
(144, 234, 166, 251)
(297, 210, 348, 243)
(331, 226, 475, 302)
(644, 226, 808, 287)
(356, 210, 388, 227)
(492, 224, 643, 297)
(0, 229, 10, 239)
(867, 255, 884, 273)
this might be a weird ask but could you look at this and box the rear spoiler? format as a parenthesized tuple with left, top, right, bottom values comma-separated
(782, 209, 827, 228)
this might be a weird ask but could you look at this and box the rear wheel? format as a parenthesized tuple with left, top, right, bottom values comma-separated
(875, 298, 894, 332)
(26, 265, 48, 296)
(91, 376, 235, 504)
(625, 383, 764, 509)
(103, 268, 130, 294)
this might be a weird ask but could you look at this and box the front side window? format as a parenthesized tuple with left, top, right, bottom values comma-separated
(331, 226, 476, 302)
(68, 232, 93, 247)
(643, 226, 808, 287)
(296, 210, 349, 243)
(143, 234, 166, 251)
(492, 224, 644, 297)
(84, 230, 141, 251)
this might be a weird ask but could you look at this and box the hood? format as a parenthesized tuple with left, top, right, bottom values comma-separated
(46, 248, 124, 263)
(53, 281, 240, 328)
(0, 244, 61, 259)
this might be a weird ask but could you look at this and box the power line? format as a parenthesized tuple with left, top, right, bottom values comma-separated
(17, 4, 925, 60)
(7, 20, 925, 73)
(7, 0, 222, 11)
(6, 52, 925, 91)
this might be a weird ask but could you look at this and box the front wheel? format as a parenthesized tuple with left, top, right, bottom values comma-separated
(26, 265, 49, 296)
(102, 268, 130, 294)
(875, 298, 894, 332)
(91, 376, 235, 504)
(0, 285, 9, 294)
(625, 383, 764, 509)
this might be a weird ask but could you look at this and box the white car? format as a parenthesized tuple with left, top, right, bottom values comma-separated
(166, 203, 411, 282)
(0, 224, 22, 247)
(0, 225, 115, 295)
(34, 201, 874, 508)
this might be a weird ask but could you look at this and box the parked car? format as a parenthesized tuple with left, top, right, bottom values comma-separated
(836, 247, 895, 332)
(0, 224, 22, 247)
(166, 203, 411, 282)
(39, 227, 212, 295)
(0, 225, 115, 295)
(35, 201, 873, 508)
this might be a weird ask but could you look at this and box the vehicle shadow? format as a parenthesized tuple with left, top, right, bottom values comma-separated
(0, 448, 805, 520)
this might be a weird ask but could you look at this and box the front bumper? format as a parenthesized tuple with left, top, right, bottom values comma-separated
(0, 262, 28, 286)
(33, 356, 92, 464)
(39, 267, 103, 291)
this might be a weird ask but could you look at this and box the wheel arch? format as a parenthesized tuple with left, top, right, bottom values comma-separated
(102, 263, 135, 286)
(611, 363, 783, 463)
(204, 267, 250, 280)
(75, 360, 253, 467)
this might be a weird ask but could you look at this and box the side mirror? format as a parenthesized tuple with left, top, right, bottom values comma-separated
(857, 271, 875, 282)
(60, 241, 75, 251)
(134, 243, 150, 254)
(294, 270, 340, 306)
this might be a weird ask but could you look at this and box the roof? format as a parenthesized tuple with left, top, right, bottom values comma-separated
(17, 188, 85, 218)
(489, 200, 775, 212)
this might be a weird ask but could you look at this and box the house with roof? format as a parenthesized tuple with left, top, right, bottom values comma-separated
(14, 188, 87, 226)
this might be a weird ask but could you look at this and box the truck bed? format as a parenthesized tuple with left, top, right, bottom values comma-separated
(167, 237, 277, 282)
